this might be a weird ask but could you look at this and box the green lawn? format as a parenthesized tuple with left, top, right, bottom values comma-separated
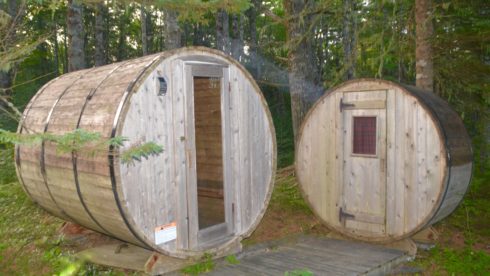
(0, 165, 489, 275)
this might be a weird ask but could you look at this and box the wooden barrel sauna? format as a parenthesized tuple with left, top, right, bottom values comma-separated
(15, 47, 276, 258)
(296, 79, 472, 242)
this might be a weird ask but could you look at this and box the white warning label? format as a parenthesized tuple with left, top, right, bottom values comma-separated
(155, 222, 177, 245)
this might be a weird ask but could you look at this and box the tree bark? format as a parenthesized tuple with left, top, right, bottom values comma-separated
(116, 6, 131, 61)
(284, 0, 323, 141)
(94, 2, 107, 66)
(415, 0, 434, 91)
(0, 0, 21, 95)
(141, 4, 148, 55)
(342, 0, 356, 80)
(164, 9, 181, 50)
(247, 0, 260, 78)
(231, 14, 243, 61)
(216, 9, 230, 54)
(53, 24, 59, 76)
(67, 0, 86, 72)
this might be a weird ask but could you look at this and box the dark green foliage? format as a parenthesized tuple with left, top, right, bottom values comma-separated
(0, 145, 16, 184)
(260, 84, 295, 168)
(445, 170, 490, 240)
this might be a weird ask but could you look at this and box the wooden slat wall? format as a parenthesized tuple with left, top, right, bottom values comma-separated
(119, 58, 178, 253)
(17, 47, 276, 258)
(77, 54, 161, 245)
(229, 65, 275, 236)
(18, 71, 87, 220)
(296, 79, 461, 241)
(44, 63, 120, 235)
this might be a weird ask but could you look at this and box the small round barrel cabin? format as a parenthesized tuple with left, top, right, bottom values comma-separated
(15, 47, 276, 258)
(296, 79, 472, 242)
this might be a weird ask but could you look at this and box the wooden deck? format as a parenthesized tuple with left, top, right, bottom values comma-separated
(77, 235, 409, 275)
(209, 235, 408, 276)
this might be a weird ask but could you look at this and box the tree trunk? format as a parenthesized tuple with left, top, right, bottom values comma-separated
(53, 24, 59, 76)
(231, 14, 244, 61)
(141, 4, 148, 55)
(342, 0, 356, 80)
(67, 0, 86, 72)
(216, 9, 230, 54)
(247, 0, 260, 78)
(164, 9, 181, 50)
(94, 2, 107, 66)
(116, 6, 130, 61)
(0, 0, 21, 95)
(415, 0, 434, 91)
(63, 24, 69, 73)
(285, 0, 323, 141)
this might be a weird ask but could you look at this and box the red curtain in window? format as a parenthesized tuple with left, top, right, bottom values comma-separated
(353, 116, 377, 155)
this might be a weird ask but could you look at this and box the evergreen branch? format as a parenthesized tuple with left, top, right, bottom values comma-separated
(0, 129, 163, 164)
(120, 142, 164, 165)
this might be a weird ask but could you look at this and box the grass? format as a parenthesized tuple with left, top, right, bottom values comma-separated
(407, 170, 490, 274)
(0, 173, 130, 275)
(1, 147, 489, 274)
(284, 269, 313, 276)
(414, 246, 490, 275)
(224, 254, 240, 265)
(0, 180, 64, 275)
(181, 253, 215, 275)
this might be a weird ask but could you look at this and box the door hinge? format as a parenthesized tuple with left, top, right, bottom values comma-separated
(340, 98, 355, 112)
(339, 207, 355, 222)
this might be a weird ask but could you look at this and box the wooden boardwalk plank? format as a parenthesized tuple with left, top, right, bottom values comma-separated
(209, 236, 408, 276)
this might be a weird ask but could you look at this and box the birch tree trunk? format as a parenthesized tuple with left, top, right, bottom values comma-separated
(415, 0, 434, 91)
(216, 9, 230, 54)
(67, 0, 86, 72)
(94, 2, 107, 66)
(285, 0, 323, 141)
(164, 9, 181, 50)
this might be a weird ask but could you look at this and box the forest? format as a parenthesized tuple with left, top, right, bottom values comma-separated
(0, 0, 489, 274)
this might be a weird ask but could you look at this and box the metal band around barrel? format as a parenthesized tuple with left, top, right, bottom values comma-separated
(40, 68, 98, 225)
(109, 55, 162, 249)
(15, 77, 60, 203)
(72, 62, 130, 236)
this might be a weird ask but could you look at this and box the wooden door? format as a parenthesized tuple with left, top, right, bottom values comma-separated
(339, 90, 387, 235)
(184, 62, 234, 250)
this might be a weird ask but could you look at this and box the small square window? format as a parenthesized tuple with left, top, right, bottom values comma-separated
(353, 116, 377, 155)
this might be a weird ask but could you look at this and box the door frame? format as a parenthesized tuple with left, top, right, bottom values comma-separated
(338, 90, 388, 234)
(183, 61, 234, 250)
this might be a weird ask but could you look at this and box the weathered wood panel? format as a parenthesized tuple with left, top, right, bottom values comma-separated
(296, 79, 471, 242)
(17, 47, 276, 259)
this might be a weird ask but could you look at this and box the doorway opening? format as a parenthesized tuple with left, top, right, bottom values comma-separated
(193, 76, 225, 230)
